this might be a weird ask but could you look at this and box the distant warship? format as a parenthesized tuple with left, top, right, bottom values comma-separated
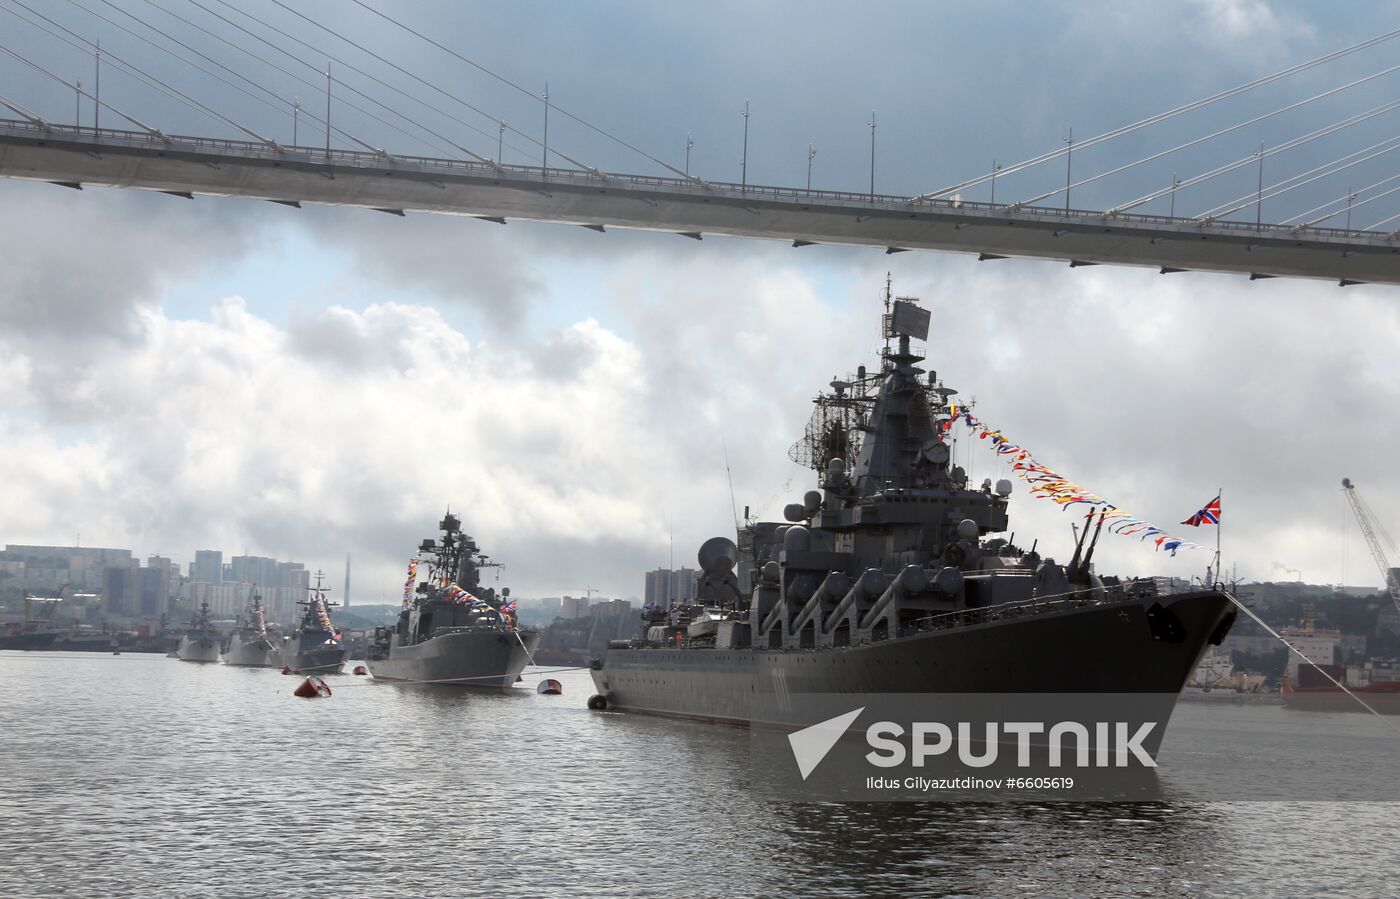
(279, 573, 349, 674)
(175, 600, 220, 663)
(222, 590, 278, 667)
(590, 283, 1237, 734)
(368, 512, 539, 689)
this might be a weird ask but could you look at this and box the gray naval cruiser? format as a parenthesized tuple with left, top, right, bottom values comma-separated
(368, 512, 540, 689)
(222, 590, 279, 667)
(279, 572, 349, 674)
(175, 600, 221, 663)
(589, 285, 1237, 730)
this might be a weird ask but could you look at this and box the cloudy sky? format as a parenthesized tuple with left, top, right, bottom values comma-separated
(1, 0, 1399, 600)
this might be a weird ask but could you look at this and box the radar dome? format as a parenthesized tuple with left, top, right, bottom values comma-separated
(783, 504, 807, 523)
(697, 536, 738, 574)
(957, 519, 979, 540)
(803, 491, 823, 513)
(995, 479, 1013, 497)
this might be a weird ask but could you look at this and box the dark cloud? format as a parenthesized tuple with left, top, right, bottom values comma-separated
(0, 182, 268, 343)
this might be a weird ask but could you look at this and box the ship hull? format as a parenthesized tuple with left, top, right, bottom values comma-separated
(281, 643, 349, 675)
(1281, 682, 1400, 714)
(175, 635, 221, 663)
(0, 631, 58, 650)
(590, 590, 1234, 725)
(368, 629, 541, 690)
(222, 637, 279, 667)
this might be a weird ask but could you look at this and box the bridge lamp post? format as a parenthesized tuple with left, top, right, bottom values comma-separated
(293, 98, 300, 146)
(325, 62, 332, 161)
(990, 160, 1000, 206)
(741, 100, 750, 190)
(1063, 127, 1072, 212)
(75, 81, 81, 128)
(499, 120, 506, 164)
(686, 133, 694, 178)
(93, 40, 100, 135)
(807, 144, 816, 194)
(1255, 141, 1264, 229)
(869, 111, 876, 201)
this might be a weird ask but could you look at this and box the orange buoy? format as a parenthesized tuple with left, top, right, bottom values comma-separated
(293, 676, 333, 698)
(352, 665, 368, 675)
(536, 679, 563, 695)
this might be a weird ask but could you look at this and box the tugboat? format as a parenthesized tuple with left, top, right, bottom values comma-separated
(222, 589, 278, 667)
(279, 572, 349, 675)
(589, 283, 1237, 736)
(368, 512, 540, 689)
(175, 600, 220, 663)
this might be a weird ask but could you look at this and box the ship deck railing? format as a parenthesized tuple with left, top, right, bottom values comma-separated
(909, 588, 1128, 635)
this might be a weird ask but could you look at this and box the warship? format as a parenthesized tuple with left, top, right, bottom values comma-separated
(175, 600, 220, 663)
(279, 572, 349, 674)
(589, 284, 1237, 732)
(368, 512, 540, 689)
(222, 589, 278, 667)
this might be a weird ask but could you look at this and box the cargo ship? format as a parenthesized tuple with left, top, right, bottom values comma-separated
(0, 591, 62, 650)
(1281, 662, 1400, 714)
(589, 284, 1237, 735)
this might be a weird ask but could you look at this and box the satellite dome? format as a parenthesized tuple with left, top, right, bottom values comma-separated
(697, 537, 738, 574)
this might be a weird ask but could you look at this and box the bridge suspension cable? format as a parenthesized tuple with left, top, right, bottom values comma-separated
(343, 0, 705, 185)
(913, 25, 1400, 203)
(1007, 60, 1400, 212)
(103, 0, 497, 163)
(256, 0, 614, 178)
(1197, 135, 1400, 223)
(72, 0, 431, 160)
(182, 0, 530, 165)
(1101, 97, 1400, 217)
(1292, 176, 1400, 229)
(2, 0, 280, 149)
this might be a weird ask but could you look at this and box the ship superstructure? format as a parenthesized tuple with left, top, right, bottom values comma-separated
(368, 512, 539, 689)
(590, 283, 1237, 737)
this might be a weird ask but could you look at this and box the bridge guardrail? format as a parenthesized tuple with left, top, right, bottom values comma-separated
(0, 118, 1391, 245)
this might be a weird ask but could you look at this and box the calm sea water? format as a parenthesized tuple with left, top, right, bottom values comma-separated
(2, 651, 1398, 898)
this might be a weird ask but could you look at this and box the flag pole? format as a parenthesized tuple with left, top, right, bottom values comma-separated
(1216, 486, 1223, 588)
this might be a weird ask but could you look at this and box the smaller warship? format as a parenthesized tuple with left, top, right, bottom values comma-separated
(175, 600, 220, 663)
(279, 572, 349, 674)
(222, 589, 278, 667)
(368, 512, 540, 689)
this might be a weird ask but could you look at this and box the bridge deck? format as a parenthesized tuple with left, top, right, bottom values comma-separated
(1, 119, 1396, 284)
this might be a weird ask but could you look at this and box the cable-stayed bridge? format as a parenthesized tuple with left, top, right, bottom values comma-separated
(3, 1, 1400, 285)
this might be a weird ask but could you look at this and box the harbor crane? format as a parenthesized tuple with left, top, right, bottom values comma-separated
(1342, 477, 1400, 614)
